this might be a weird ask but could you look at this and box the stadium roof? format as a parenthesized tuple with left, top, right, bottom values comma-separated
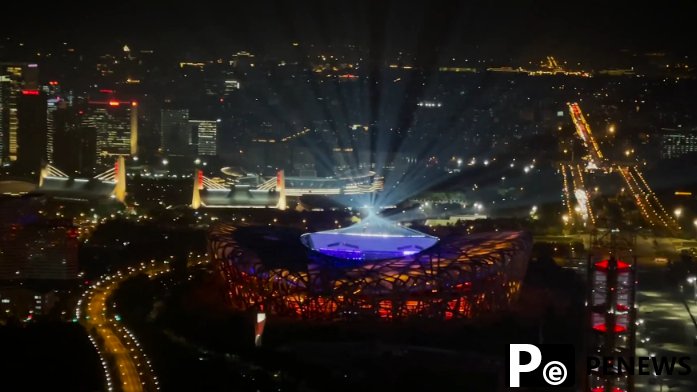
(0, 180, 37, 195)
(301, 216, 439, 260)
(37, 178, 115, 200)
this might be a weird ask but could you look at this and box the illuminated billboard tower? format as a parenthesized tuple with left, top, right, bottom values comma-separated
(587, 231, 637, 392)
(276, 169, 286, 210)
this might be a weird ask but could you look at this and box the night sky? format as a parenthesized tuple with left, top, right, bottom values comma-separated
(2, 0, 697, 63)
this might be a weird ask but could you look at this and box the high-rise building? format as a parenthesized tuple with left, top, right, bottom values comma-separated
(83, 99, 138, 167)
(44, 81, 65, 163)
(53, 104, 96, 174)
(46, 97, 59, 163)
(16, 89, 48, 173)
(161, 109, 191, 156)
(1, 63, 40, 165)
(0, 75, 9, 164)
(661, 128, 697, 159)
(190, 119, 219, 156)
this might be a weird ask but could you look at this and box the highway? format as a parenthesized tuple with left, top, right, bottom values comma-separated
(568, 102, 604, 164)
(564, 103, 679, 232)
(76, 256, 207, 391)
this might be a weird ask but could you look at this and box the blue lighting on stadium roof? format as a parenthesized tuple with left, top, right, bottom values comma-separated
(300, 215, 439, 261)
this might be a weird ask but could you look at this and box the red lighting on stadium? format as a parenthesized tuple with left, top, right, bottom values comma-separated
(108, 100, 120, 106)
(99, 89, 115, 94)
(213, 223, 531, 321)
(21, 90, 40, 95)
(594, 259, 630, 271)
(592, 323, 628, 333)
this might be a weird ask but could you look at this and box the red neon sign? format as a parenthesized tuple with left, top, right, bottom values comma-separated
(21, 90, 40, 95)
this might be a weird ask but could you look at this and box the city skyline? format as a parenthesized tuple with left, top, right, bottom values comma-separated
(2, 2, 697, 391)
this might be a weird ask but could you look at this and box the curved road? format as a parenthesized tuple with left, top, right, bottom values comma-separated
(78, 259, 182, 391)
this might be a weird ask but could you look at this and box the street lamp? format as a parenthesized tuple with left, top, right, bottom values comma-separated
(687, 276, 697, 299)
(674, 207, 683, 219)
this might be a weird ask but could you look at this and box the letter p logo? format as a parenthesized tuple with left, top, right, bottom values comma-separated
(510, 344, 542, 387)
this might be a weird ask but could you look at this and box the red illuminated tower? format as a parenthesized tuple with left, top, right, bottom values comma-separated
(587, 230, 637, 392)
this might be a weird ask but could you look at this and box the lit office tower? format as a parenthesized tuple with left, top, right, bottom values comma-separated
(16, 89, 47, 173)
(46, 97, 59, 163)
(84, 99, 138, 166)
(0, 64, 30, 164)
(661, 128, 697, 159)
(190, 119, 219, 156)
(44, 80, 64, 163)
(161, 109, 191, 156)
(0, 75, 8, 164)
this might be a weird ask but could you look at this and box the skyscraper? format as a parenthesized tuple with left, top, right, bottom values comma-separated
(54, 109, 96, 175)
(0, 63, 40, 165)
(0, 75, 9, 164)
(190, 119, 219, 156)
(16, 89, 48, 173)
(160, 109, 191, 156)
(83, 99, 138, 167)
(44, 80, 66, 164)
(0, 66, 23, 164)
(46, 97, 59, 163)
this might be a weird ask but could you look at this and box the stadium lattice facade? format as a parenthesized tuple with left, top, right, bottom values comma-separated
(210, 223, 532, 320)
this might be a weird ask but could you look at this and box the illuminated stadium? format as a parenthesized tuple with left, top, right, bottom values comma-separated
(211, 219, 531, 320)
